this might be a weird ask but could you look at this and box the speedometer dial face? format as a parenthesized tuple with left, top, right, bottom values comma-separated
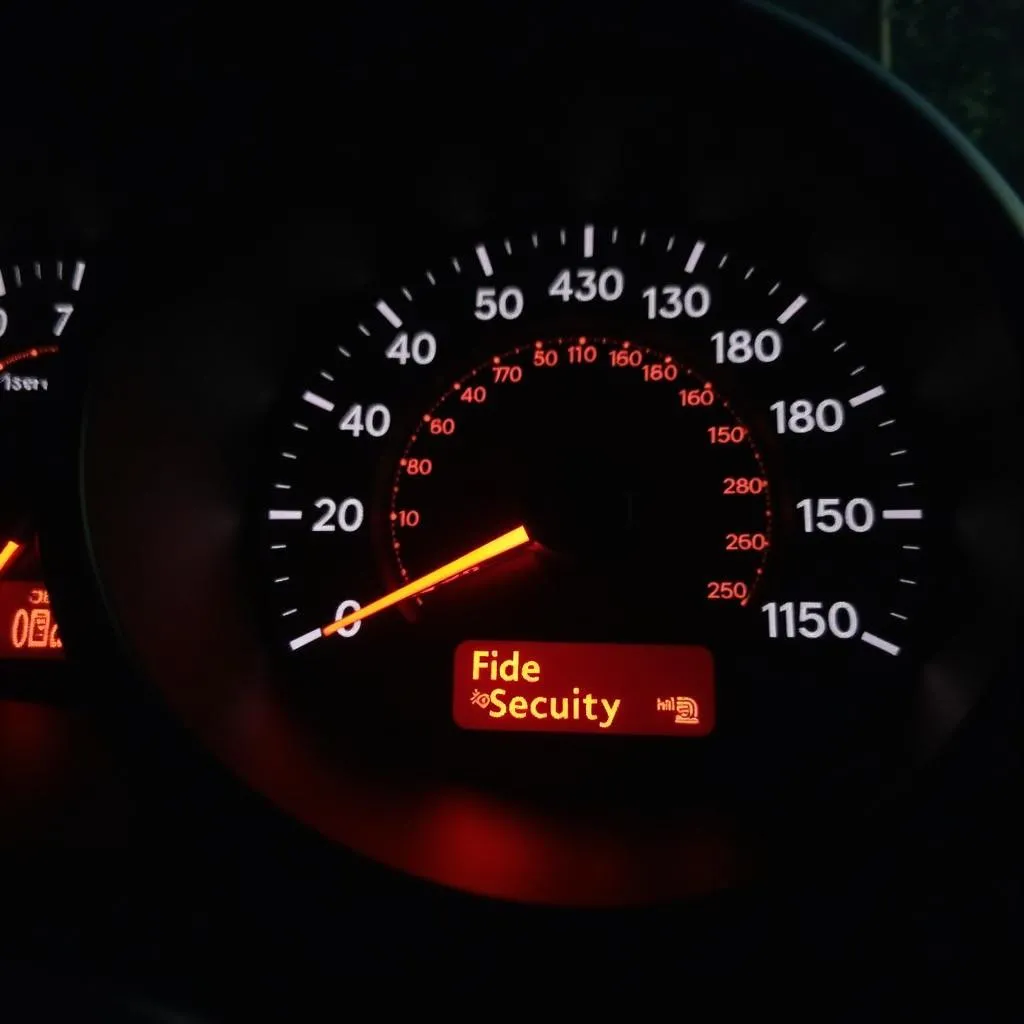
(255, 222, 931, 801)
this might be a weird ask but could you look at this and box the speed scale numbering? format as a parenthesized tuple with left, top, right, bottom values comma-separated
(262, 223, 924, 667)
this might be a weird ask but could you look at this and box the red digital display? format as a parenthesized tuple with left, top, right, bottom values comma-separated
(453, 640, 714, 736)
(0, 581, 63, 659)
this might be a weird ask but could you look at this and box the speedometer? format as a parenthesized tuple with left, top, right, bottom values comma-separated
(255, 222, 931, 766)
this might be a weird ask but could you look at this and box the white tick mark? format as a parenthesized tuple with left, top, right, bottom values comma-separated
(474, 244, 494, 277)
(685, 240, 705, 274)
(777, 294, 808, 323)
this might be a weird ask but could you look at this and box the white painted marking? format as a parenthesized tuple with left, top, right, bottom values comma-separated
(268, 510, 303, 521)
(71, 261, 86, 291)
(289, 628, 322, 651)
(685, 240, 705, 274)
(666, 235, 675, 252)
(376, 300, 402, 328)
(475, 244, 494, 277)
(882, 509, 923, 520)
(583, 224, 594, 259)
(302, 390, 335, 412)
(337, 346, 351, 358)
(890, 612, 908, 621)
(0, 270, 5, 296)
(777, 294, 808, 324)
(849, 385, 885, 407)
(862, 632, 901, 656)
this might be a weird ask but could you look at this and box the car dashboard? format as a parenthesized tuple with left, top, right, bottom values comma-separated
(0, 2, 1020, 1014)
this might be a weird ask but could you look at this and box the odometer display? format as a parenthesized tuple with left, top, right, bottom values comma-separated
(255, 222, 928, 785)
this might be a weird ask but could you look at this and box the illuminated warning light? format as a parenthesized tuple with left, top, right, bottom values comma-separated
(452, 640, 714, 736)
(0, 581, 64, 660)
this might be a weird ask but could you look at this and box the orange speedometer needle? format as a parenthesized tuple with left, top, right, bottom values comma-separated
(0, 540, 23, 575)
(322, 525, 530, 636)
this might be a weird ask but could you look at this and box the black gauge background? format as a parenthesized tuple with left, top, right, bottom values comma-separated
(253, 223, 941, 837)
(0, 0, 1013, 1002)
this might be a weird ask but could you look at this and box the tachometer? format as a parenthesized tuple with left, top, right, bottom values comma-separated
(0, 257, 87, 662)
(255, 223, 930, 769)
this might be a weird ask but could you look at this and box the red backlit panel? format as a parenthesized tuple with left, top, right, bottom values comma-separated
(453, 640, 714, 736)
(0, 582, 63, 659)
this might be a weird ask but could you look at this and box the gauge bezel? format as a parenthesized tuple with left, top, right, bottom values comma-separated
(74, 4, 1024, 905)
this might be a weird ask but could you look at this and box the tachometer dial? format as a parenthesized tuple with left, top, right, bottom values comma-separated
(0, 257, 87, 661)
(254, 223, 930, 793)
